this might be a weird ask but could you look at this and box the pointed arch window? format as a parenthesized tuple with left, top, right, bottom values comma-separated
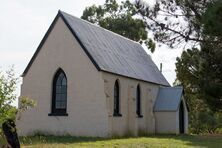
(49, 68, 68, 116)
(136, 84, 143, 117)
(113, 80, 121, 116)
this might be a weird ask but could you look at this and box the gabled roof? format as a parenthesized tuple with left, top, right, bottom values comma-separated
(154, 86, 183, 112)
(22, 10, 170, 86)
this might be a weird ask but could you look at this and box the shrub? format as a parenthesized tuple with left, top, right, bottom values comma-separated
(189, 110, 222, 134)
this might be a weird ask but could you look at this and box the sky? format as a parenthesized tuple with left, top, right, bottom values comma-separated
(0, 0, 183, 104)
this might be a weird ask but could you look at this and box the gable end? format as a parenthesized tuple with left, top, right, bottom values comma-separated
(22, 10, 101, 77)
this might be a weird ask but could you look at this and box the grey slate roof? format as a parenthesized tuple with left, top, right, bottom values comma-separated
(22, 11, 169, 86)
(154, 86, 183, 112)
(60, 11, 169, 86)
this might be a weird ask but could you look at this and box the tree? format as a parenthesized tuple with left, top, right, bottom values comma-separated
(174, 44, 222, 133)
(133, 0, 222, 131)
(175, 45, 222, 112)
(172, 0, 222, 112)
(134, 0, 222, 110)
(135, 0, 222, 48)
(81, 0, 156, 52)
(0, 67, 18, 124)
(0, 67, 36, 146)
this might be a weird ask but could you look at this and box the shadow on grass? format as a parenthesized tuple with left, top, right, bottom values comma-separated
(20, 134, 222, 147)
(147, 134, 222, 147)
(20, 135, 102, 145)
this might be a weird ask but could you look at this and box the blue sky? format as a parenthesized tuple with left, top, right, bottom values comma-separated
(0, 0, 183, 104)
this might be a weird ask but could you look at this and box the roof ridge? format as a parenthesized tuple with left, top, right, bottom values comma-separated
(59, 10, 141, 45)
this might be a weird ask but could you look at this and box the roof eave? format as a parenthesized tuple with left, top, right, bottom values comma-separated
(59, 11, 101, 71)
(22, 11, 61, 77)
(101, 70, 170, 86)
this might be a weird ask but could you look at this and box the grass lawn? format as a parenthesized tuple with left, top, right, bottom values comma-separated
(1, 134, 222, 147)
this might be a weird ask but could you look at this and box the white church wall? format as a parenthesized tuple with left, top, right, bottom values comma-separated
(102, 72, 160, 136)
(154, 111, 177, 134)
(17, 16, 109, 137)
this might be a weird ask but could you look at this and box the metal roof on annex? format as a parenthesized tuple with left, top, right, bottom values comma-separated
(154, 86, 183, 112)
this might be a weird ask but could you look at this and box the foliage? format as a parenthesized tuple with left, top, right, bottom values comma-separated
(0, 67, 36, 124)
(0, 132, 7, 146)
(0, 67, 36, 145)
(0, 67, 18, 125)
(175, 44, 222, 133)
(135, 0, 222, 107)
(0, 135, 220, 147)
(81, 0, 156, 52)
(17, 96, 37, 120)
(18, 96, 36, 112)
(135, 0, 222, 48)
(175, 44, 222, 112)
(189, 110, 222, 134)
(82, 0, 222, 49)
(202, 0, 222, 37)
(152, 0, 222, 128)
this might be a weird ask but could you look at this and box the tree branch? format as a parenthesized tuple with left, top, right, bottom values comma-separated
(140, 10, 220, 44)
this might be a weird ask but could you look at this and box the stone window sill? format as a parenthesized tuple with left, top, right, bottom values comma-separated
(137, 115, 143, 118)
(48, 113, 68, 116)
(113, 113, 122, 117)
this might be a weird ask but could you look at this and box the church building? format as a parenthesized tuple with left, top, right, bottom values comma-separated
(17, 11, 188, 137)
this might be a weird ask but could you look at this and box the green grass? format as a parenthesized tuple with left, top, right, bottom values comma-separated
(0, 133, 7, 147)
(1, 134, 222, 147)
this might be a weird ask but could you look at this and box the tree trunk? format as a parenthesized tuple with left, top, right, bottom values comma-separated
(2, 119, 20, 148)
